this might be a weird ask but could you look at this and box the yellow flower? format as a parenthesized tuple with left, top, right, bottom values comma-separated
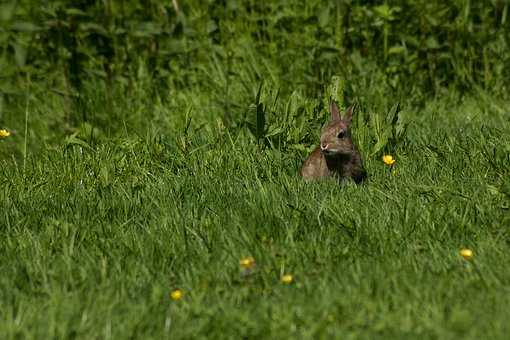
(460, 248, 473, 260)
(170, 289, 183, 301)
(240, 256, 256, 269)
(0, 129, 10, 138)
(382, 154, 396, 165)
(281, 274, 293, 284)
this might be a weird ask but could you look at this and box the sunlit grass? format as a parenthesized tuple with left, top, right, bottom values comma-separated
(1, 92, 509, 339)
(0, 3, 509, 338)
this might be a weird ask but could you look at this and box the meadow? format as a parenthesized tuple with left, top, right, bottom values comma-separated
(1, 1, 510, 339)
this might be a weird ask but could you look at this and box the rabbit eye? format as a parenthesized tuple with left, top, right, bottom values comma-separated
(337, 131, 345, 139)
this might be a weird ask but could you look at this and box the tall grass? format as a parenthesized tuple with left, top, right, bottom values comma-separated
(1, 95, 510, 338)
(1, 1, 509, 152)
(1, 1, 510, 339)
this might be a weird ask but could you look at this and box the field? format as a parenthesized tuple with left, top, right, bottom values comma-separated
(1, 1, 510, 339)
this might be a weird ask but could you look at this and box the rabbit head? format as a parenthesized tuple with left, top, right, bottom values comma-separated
(320, 101, 355, 157)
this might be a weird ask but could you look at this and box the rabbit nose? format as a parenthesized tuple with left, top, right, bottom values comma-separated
(321, 143, 329, 150)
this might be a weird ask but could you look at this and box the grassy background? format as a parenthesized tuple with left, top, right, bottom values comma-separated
(1, 1, 510, 339)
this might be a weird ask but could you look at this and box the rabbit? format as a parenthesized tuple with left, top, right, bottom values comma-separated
(300, 100, 366, 183)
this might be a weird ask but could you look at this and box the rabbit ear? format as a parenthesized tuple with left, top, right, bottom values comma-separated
(329, 99, 341, 121)
(343, 105, 355, 126)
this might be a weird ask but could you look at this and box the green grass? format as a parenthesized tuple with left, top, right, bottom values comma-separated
(1, 2, 510, 337)
(1, 91, 510, 339)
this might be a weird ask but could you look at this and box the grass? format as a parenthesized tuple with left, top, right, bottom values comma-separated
(1, 1, 510, 338)
(1, 87, 510, 339)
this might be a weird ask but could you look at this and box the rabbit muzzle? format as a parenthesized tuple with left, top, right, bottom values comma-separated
(321, 142, 352, 157)
(321, 143, 338, 155)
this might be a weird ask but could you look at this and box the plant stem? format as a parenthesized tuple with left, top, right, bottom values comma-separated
(23, 74, 30, 175)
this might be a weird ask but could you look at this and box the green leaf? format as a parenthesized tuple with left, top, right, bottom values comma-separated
(0, 2, 16, 22)
(371, 128, 392, 156)
(374, 4, 391, 19)
(425, 37, 440, 50)
(11, 21, 41, 32)
(14, 43, 27, 68)
(265, 126, 283, 138)
(256, 102, 265, 141)
(79, 23, 108, 35)
(64, 132, 92, 151)
(386, 102, 401, 126)
(65, 8, 88, 17)
(388, 46, 406, 54)
(328, 75, 344, 105)
(318, 7, 330, 28)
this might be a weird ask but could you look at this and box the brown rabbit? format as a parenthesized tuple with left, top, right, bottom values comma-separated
(300, 100, 366, 183)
